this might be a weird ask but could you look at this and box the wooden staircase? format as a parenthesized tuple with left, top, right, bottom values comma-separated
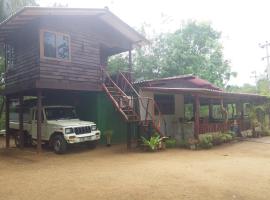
(100, 67, 167, 136)
(101, 71, 140, 122)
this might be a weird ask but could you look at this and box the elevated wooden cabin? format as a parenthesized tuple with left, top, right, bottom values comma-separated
(0, 7, 146, 94)
(0, 7, 147, 152)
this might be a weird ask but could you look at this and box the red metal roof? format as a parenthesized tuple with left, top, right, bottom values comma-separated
(187, 77, 221, 91)
(135, 75, 221, 91)
(142, 87, 269, 101)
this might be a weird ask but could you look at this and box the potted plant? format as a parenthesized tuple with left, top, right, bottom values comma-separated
(141, 135, 162, 152)
(188, 138, 199, 150)
(104, 130, 113, 147)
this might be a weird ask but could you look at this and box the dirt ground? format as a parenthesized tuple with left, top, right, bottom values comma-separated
(0, 137, 270, 200)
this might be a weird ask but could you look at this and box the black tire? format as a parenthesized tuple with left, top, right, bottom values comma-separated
(87, 140, 98, 149)
(52, 135, 68, 154)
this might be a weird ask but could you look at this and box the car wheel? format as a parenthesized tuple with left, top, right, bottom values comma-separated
(87, 140, 98, 149)
(53, 135, 67, 154)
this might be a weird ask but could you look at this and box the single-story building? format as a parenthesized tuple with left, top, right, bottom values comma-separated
(135, 75, 269, 141)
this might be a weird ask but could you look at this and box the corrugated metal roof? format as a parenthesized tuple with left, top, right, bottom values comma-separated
(142, 87, 269, 101)
(0, 6, 147, 46)
(134, 74, 221, 91)
(134, 74, 194, 84)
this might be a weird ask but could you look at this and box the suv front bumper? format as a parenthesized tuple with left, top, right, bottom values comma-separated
(65, 130, 101, 144)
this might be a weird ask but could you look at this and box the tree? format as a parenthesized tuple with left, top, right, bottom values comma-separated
(226, 84, 257, 94)
(109, 21, 236, 88)
(227, 78, 270, 96)
(257, 78, 270, 96)
(0, 0, 37, 22)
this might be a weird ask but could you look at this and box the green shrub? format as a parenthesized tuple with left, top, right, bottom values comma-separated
(212, 134, 223, 145)
(221, 133, 233, 143)
(141, 135, 161, 151)
(165, 138, 177, 148)
(199, 135, 213, 149)
(178, 139, 189, 148)
(265, 130, 270, 136)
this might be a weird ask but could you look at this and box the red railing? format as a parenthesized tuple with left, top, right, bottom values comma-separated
(199, 119, 251, 134)
(116, 71, 167, 136)
(100, 67, 131, 121)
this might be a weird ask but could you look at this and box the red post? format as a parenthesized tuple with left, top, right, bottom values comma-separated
(37, 90, 42, 153)
(194, 95, 200, 139)
(5, 96, 10, 148)
(208, 100, 213, 120)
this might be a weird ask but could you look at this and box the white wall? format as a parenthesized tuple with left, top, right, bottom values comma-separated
(139, 90, 191, 139)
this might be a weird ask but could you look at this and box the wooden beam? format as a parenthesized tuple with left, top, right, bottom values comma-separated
(5, 96, 10, 148)
(19, 95, 24, 149)
(36, 90, 42, 153)
(194, 95, 200, 139)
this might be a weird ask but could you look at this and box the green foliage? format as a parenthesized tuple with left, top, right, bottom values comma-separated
(165, 138, 176, 148)
(141, 135, 161, 151)
(198, 132, 234, 149)
(108, 54, 129, 73)
(109, 21, 236, 87)
(178, 139, 189, 148)
(198, 134, 213, 149)
(221, 133, 233, 143)
(261, 130, 270, 136)
(0, 0, 38, 22)
(212, 133, 224, 145)
(227, 78, 270, 96)
(257, 79, 270, 96)
(226, 83, 257, 94)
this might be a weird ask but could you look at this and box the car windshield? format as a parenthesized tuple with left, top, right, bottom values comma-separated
(45, 107, 77, 120)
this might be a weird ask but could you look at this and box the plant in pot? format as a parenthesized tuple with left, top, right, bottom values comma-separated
(141, 135, 162, 152)
(188, 138, 199, 150)
(104, 130, 113, 147)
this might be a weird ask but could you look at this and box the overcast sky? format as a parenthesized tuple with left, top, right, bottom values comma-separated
(38, 0, 270, 86)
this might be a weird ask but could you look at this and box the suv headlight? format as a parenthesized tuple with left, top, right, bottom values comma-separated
(65, 128, 74, 134)
(91, 125, 97, 131)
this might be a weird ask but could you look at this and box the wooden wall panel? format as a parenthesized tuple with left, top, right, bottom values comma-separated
(4, 15, 132, 94)
(5, 20, 39, 93)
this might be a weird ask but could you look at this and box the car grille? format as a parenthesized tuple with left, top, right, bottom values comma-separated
(74, 126, 91, 135)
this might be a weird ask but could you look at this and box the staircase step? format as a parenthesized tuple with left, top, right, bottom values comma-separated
(122, 109, 134, 113)
(127, 115, 138, 119)
(109, 91, 121, 94)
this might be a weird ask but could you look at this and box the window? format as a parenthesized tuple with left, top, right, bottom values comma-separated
(6, 44, 15, 69)
(184, 104, 193, 120)
(41, 30, 70, 61)
(34, 110, 45, 122)
(45, 107, 77, 120)
(154, 94, 175, 115)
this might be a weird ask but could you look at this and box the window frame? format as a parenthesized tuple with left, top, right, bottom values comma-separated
(154, 94, 175, 115)
(40, 29, 71, 62)
(6, 43, 15, 70)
